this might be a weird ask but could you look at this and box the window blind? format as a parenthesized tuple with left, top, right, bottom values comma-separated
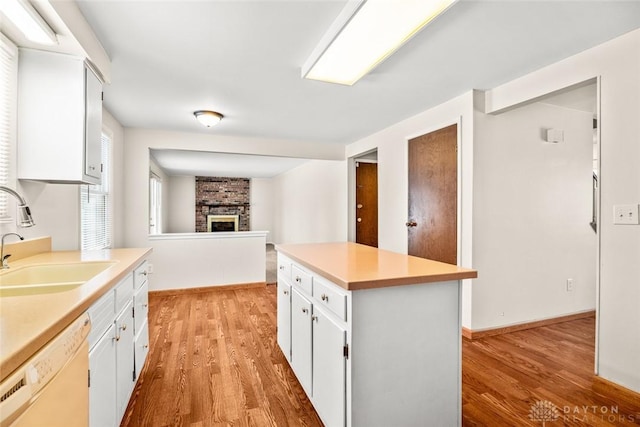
(0, 34, 17, 222)
(80, 132, 111, 250)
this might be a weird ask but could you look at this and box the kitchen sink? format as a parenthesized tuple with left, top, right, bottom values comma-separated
(0, 261, 116, 297)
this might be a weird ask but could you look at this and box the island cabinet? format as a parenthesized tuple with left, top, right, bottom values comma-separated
(276, 242, 477, 427)
(87, 260, 150, 427)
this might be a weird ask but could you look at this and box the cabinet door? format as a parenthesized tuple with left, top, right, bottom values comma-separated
(89, 324, 117, 427)
(312, 307, 346, 427)
(115, 301, 135, 423)
(134, 320, 149, 380)
(84, 65, 102, 180)
(277, 280, 292, 362)
(290, 288, 312, 396)
(134, 281, 149, 336)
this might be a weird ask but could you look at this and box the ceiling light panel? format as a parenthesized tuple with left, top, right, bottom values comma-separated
(0, 0, 57, 45)
(303, 0, 456, 86)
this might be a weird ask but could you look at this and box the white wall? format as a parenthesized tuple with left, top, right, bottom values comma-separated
(17, 181, 79, 250)
(148, 233, 266, 290)
(166, 175, 195, 233)
(123, 129, 345, 289)
(271, 160, 348, 245)
(345, 91, 475, 327)
(124, 129, 344, 246)
(472, 101, 596, 330)
(250, 177, 274, 240)
(9, 108, 126, 251)
(483, 29, 640, 392)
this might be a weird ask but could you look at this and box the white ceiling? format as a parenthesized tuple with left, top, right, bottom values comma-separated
(539, 82, 597, 114)
(151, 149, 309, 178)
(75, 1, 640, 146)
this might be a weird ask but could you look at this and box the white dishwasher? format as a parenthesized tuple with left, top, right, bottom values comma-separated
(0, 313, 91, 427)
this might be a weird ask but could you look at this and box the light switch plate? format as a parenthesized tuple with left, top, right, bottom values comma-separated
(613, 204, 639, 225)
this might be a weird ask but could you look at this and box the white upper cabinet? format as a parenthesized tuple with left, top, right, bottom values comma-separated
(17, 49, 103, 184)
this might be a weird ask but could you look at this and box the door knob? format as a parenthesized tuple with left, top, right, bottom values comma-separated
(406, 221, 417, 227)
(357, 218, 362, 222)
(357, 204, 363, 209)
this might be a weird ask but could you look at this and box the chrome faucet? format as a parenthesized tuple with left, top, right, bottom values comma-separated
(1, 233, 24, 269)
(0, 186, 35, 227)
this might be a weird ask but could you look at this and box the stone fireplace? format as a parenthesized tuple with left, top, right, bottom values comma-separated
(196, 177, 250, 232)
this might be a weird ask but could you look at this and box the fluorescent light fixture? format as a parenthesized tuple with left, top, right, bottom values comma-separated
(0, 0, 57, 45)
(193, 110, 223, 127)
(302, 0, 456, 86)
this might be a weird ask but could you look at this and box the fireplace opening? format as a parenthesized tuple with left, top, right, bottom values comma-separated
(207, 215, 239, 232)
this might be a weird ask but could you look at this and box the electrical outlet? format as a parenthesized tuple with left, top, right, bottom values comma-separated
(147, 263, 154, 274)
(566, 278, 574, 292)
(613, 204, 639, 225)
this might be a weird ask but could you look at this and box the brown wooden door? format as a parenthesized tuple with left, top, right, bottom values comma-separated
(408, 124, 457, 264)
(355, 161, 378, 247)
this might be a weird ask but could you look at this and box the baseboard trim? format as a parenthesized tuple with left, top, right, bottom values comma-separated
(593, 376, 640, 407)
(149, 282, 266, 297)
(462, 310, 596, 340)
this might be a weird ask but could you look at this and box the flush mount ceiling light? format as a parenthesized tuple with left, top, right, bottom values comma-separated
(0, 0, 57, 45)
(302, 0, 457, 86)
(193, 110, 223, 127)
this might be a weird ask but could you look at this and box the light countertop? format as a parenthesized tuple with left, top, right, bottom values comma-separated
(276, 242, 477, 291)
(0, 247, 151, 382)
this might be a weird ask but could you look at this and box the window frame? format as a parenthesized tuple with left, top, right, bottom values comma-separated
(80, 129, 112, 250)
(149, 172, 162, 235)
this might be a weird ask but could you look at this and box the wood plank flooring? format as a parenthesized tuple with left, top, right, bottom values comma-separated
(122, 286, 640, 427)
(121, 285, 322, 427)
(463, 317, 640, 426)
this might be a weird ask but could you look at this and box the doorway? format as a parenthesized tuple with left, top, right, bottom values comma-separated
(355, 160, 378, 247)
(407, 124, 458, 264)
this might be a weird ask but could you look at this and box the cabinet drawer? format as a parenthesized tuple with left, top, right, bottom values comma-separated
(277, 255, 292, 281)
(291, 265, 313, 295)
(115, 273, 134, 315)
(313, 276, 347, 322)
(88, 289, 115, 349)
(134, 281, 149, 335)
(134, 260, 149, 290)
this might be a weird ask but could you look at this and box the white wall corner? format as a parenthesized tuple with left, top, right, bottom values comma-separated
(473, 89, 486, 113)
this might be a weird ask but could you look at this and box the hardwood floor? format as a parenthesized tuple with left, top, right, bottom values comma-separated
(462, 317, 640, 426)
(122, 286, 640, 427)
(121, 285, 323, 427)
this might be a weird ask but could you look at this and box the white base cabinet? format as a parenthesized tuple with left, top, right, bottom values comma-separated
(276, 279, 292, 362)
(115, 300, 135, 421)
(88, 324, 116, 427)
(311, 306, 346, 427)
(277, 253, 462, 427)
(290, 288, 313, 396)
(88, 260, 150, 427)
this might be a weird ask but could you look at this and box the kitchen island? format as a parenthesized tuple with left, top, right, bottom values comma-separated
(275, 242, 477, 427)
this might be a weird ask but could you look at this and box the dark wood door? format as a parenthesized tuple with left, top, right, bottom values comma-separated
(408, 124, 457, 264)
(355, 161, 378, 247)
